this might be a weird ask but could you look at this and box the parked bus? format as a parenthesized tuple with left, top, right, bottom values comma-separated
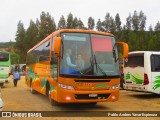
(26, 29, 128, 105)
(0, 51, 12, 86)
(124, 51, 160, 94)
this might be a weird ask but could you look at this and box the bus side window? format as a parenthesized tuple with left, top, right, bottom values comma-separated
(151, 55, 160, 71)
(51, 36, 58, 81)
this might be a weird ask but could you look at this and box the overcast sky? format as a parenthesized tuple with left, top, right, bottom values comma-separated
(0, 0, 159, 42)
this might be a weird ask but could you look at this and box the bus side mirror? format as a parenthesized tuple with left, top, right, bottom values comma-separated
(116, 42, 129, 58)
(54, 37, 62, 57)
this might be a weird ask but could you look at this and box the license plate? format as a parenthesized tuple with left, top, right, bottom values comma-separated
(83, 83, 93, 86)
(132, 87, 137, 89)
(89, 93, 98, 97)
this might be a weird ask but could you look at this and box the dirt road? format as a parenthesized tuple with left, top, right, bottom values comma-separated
(1, 76, 160, 120)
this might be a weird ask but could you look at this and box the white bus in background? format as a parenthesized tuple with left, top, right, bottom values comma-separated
(123, 51, 160, 94)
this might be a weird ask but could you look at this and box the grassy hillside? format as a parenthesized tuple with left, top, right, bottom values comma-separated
(0, 42, 15, 48)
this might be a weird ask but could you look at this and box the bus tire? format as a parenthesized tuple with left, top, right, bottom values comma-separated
(0, 83, 4, 87)
(48, 88, 59, 106)
(30, 81, 37, 94)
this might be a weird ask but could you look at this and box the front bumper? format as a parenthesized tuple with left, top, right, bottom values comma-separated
(123, 84, 146, 92)
(0, 78, 10, 83)
(53, 88, 120, 103)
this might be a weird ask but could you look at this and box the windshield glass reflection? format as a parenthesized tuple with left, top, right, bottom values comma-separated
(60, 33, 119, 77)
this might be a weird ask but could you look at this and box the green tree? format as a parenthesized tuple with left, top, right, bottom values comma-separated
(148, 35, 158, 50)
(15, 21, 26, 63)
(115, 13, 122, 32)
(110, 18, 116, 34)
(103, 13, 114, 32)
(120, 25, 129, 43)
(136, 11, 146, 50)
(127, 31, 137, 51)
(10, 52, 20, 64)
(126, 14, 132, 31)
(58, 15, 66, 29)
(78, 18, 85, 29)
(35, 18, 41, 41)
(24, 20, 39, 53)
(149, 25, 153, 31)
(96, 19, 104, 31)
(66, 13, 73, 29)
(139, 10, 147, 31)
(87, 17, 95, 30)
(72, 17, 79, 29)
(154, 21, 160, 31)
(132, 10, 139, 31)
(39, 11, 56, 41)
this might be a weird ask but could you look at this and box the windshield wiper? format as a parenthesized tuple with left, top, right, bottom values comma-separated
(79, 56, 94, 76)
(79, 55, 108, 77)
(93, 54, 107, 77)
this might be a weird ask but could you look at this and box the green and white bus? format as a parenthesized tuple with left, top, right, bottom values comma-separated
(0, 51, 12, 86)
(124, 51, 160, 94)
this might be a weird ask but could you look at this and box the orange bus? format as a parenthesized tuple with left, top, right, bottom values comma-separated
(26, 29, 128, 105)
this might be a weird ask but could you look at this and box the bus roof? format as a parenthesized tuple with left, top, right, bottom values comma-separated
(0, 50, 10, 54)
(129, 51, 160, 55)
(27, 29, 114, 53)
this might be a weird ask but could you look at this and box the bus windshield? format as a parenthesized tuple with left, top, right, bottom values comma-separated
(0, 52, 9, 61)
(60, 33, 119, 77)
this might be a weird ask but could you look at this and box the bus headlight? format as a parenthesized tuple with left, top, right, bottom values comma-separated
(58, 83, 74, 90)
(111, 84, 119, 90)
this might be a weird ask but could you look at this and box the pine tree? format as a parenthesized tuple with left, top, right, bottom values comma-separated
(25, 20, 39, 52)
(149, 25, 153, 31)
(87, 17, 95, 30)
(126, 14, 132, 31)
(66, 13, 73, 29)
(103, 13, 112, 32)
(39, 11, 56, 40)
(58, 15, 66, 29)
(154, 21, 160, 31)
(139, 10, 147, 31)
(72, 17, 79, 29)
(132, 10, 139, 31)
(15, 21, 26, 63)
(148, 35, 158, 50)
(35, 18, 41, 42)
(115, 13, 122, 32)
(110, 18, 116, 34)
(78, 18, 85, 29)
(96, 19, 104, 31)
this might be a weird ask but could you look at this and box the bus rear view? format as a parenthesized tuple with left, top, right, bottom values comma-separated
(124, 51, 160, 94)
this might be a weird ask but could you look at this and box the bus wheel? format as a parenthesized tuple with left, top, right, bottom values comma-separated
(30, 82, 37, 94)
(0, 83, 4, 87)
(48, 89, 59, 106)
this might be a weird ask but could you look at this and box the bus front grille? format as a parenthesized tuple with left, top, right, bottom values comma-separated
(74, 94, 110, 100)
(75, 80, 110, 82)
